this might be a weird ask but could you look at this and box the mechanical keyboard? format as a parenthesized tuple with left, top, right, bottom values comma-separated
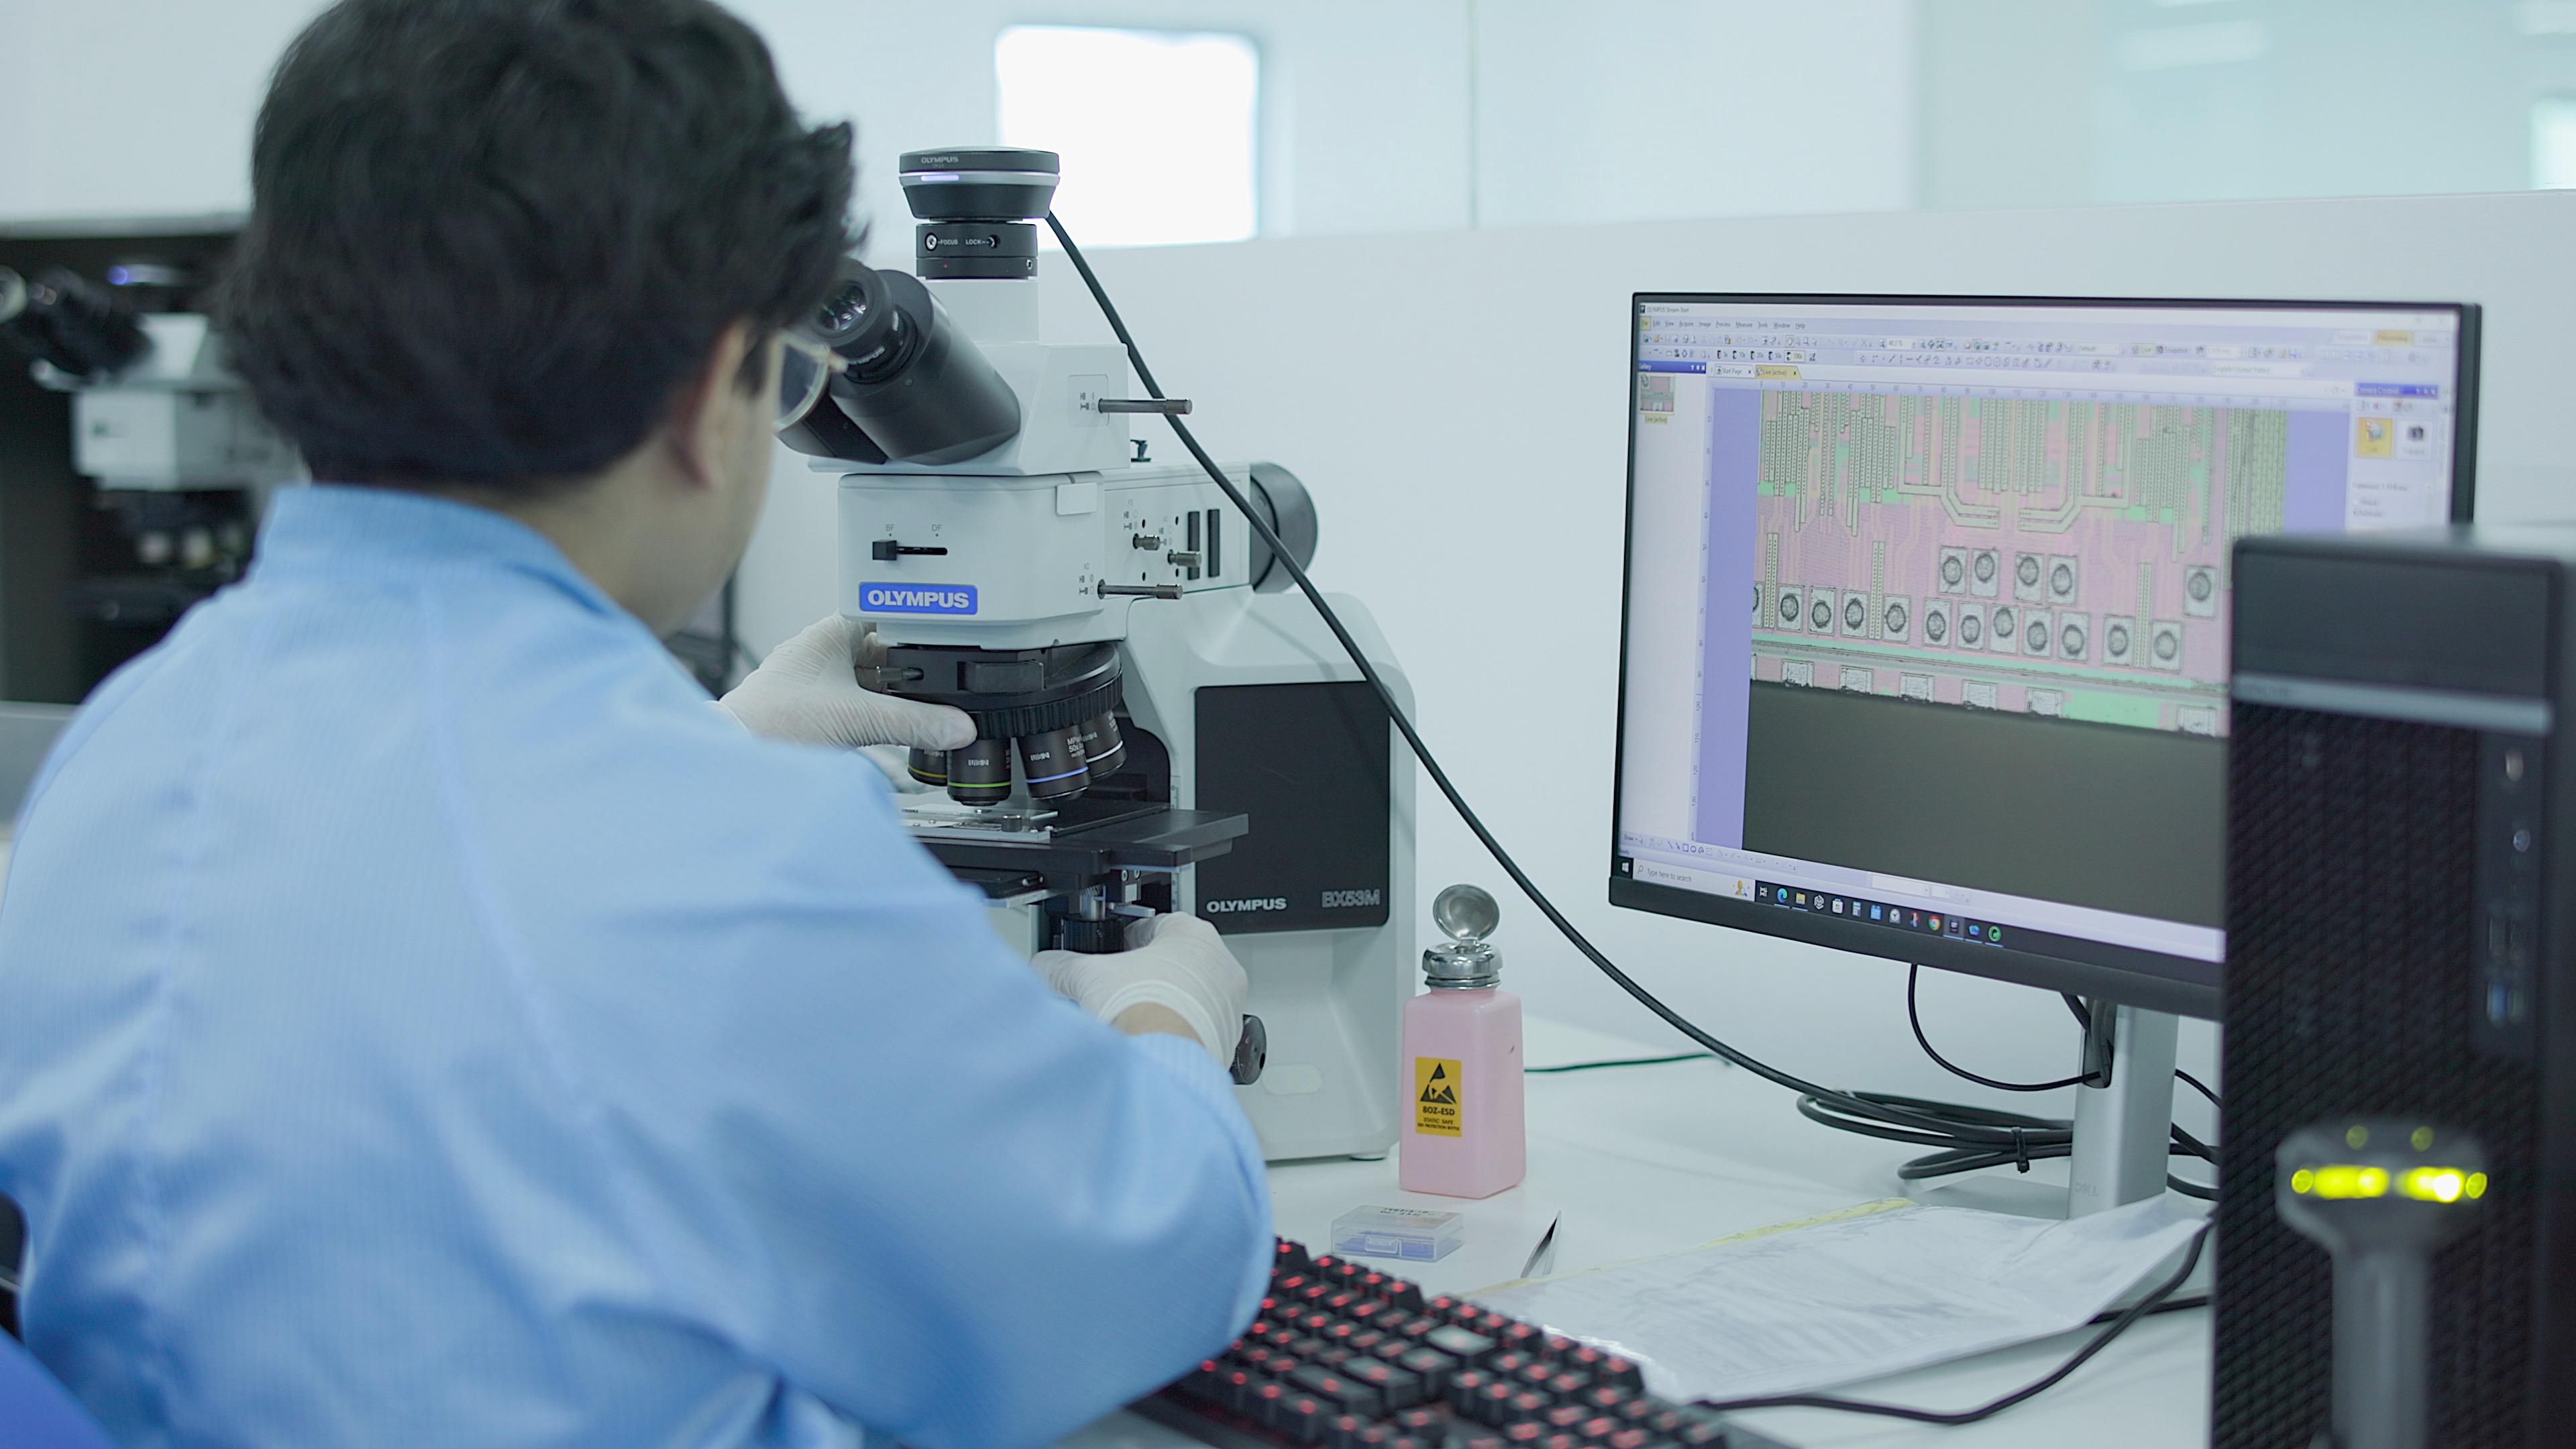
(1135, 1238, 1788, 1449)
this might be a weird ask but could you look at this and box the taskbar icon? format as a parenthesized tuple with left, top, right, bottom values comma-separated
(1754, 880, 2006, 949)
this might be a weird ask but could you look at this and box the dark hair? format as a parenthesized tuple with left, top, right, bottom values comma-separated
(216, 0, 854, 490)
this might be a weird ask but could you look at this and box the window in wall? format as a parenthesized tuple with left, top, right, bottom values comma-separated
(994, 25, 1258, 248)
(2534, 99, 2576, 189)
(2114, 19, 2271, 72)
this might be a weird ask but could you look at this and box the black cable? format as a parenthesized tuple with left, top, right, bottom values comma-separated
(1048, 211, 2214, 1206)
(1908, 966, 2092, 1093)
(1693, 1224, 2210, 1427)
(2068, 994, 2228, 1116)
(1046, 213, 2004, 1142)
(1909, 973, 2221, 1188)
(1796, 1089, 2212, 1190)
(1874, 971, 2220, 1184)
(1051, 215, 2225, 1427)
(2092, 1292, 2208, 1324)
(1526, 1053, 1716, 1075)
(721, 577, 743, 689)
(1796, 1092, 2068, 1167)
(1049, 220, 1858, 1097)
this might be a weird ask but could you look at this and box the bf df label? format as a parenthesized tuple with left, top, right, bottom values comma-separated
(860, 582, 978, 615)
(1415, 1057, 1463, 1137)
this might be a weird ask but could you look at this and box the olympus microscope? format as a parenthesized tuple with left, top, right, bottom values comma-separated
(779, 149, 1413, 1163)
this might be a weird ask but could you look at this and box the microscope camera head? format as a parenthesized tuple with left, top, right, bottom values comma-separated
(899, 147, 1060, 281)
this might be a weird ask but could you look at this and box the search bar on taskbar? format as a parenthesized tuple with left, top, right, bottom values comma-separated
(1868, 872, 1966, 904)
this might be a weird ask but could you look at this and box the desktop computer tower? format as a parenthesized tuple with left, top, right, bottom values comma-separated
(2216, 526, 2576, 1448)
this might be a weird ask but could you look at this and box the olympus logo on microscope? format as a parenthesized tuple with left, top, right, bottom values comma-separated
(1204, 897, 1288, 914)
(859, 583, 978, 615)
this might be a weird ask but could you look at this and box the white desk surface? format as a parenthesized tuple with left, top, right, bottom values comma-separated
(1066, 1017, 2212, 1449)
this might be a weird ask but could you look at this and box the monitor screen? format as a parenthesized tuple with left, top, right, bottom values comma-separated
(1609, 294, 2477, 1017)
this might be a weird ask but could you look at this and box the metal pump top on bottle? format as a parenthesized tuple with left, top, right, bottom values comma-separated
(1422, 884, 1502, 989)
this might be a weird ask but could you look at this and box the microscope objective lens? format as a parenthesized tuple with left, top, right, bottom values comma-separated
(947, 739, 1013, 806)
(1016, 729, 1091, 802)
(1075, 714, 1125, 783)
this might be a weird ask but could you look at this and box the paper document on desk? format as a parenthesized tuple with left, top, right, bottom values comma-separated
(1472, 1195, 2204, 1403)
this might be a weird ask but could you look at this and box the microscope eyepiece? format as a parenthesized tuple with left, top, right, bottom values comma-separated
(777, 257, 1020, 465)
(810, 268, 916, 383)
(816, 286, 867, 337)
(0, 265, 152, 380)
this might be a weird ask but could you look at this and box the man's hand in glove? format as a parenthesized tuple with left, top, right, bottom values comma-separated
(717, 614, 975, 751)
(1033, 914, 1252, 1067)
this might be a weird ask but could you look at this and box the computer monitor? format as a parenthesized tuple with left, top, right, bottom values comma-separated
(1610, 294, 2479, 1019)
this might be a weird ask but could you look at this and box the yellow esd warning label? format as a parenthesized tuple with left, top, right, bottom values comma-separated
(1414, 1057, 1463, 1137)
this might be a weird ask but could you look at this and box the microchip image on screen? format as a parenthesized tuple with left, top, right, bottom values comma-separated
(1746, 391, 2324, 734)
(1613, 296, 2471, 995)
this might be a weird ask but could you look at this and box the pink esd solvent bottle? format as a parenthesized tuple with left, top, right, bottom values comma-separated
(1399, 884, 1526, 1199)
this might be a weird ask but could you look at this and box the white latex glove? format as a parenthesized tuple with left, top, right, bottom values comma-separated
(1033, 914, 1250, 1067)
(717, 615, 975, 751)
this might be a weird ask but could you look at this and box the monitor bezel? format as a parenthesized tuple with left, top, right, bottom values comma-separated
(1607, 292, 2483, 1021)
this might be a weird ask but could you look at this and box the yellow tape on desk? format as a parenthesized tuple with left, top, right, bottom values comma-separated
(1471, 1197, 1915, 1295)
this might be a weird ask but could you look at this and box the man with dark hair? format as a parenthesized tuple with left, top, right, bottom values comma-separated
(0, 3, 1270, 1446)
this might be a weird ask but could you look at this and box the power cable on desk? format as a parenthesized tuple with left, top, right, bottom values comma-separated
(1884, 966, 2220, 1199)
(2097, 1292, 2208, 1324)
(1526, 1052, 1718, 1075)
(1907, 965, 2092, 1093)
(1692, 1223, 2210, 1428)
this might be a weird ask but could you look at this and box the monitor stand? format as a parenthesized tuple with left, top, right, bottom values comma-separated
(1913, 1000, 2180, 1221)
(2065, 1002, 2180, 1216)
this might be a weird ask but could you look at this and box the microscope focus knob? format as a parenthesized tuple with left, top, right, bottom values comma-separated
(1230, 1014, 1268, 1085)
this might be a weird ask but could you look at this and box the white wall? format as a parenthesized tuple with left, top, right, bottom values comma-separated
(0, 1, 1917, 239)
(8, 1, 2574, 233)
(0, 0, 1477, 240)
(0, 1, 318, 218)
(1470, 0, 1917, 226)
(731, 0, 1479, 259)
(1918, 0, 2576, 209)
(742, 186, 2576, 1150)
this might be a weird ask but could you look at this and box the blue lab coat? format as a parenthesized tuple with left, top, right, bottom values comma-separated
(0, 484, 1271, 1449)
